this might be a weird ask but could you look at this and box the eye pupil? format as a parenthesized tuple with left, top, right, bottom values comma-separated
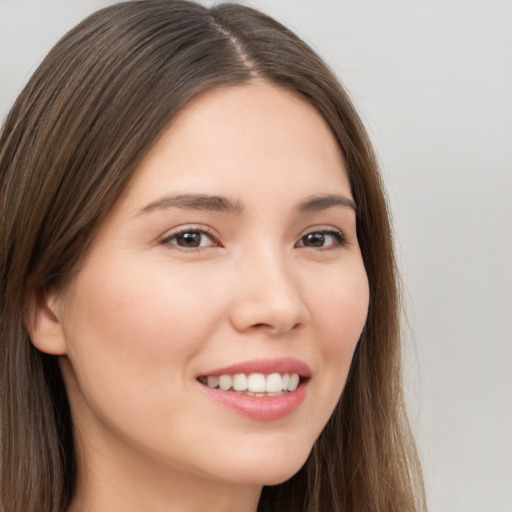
(304, 233, 325, 247)
(177, 232, 201, 247)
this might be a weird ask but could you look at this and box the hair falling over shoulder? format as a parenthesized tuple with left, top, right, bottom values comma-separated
(0, 1, 426, 511)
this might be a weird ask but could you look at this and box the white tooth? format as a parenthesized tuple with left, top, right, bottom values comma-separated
(281, 373, 290, 391)
(206, 376, 219, 388)
(266, 373, 283, 393)
(218, 375, 232, 391)
(287, 373, 300, 391)
(247, 373, 266, 393)
(232, 373, 248, 391)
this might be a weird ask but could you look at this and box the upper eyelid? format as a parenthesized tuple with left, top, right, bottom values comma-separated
(298, 225, 346, 238)
(295, 226, 347, 248)
(302, 225, 343, 232)
(159, 225, 219, 244)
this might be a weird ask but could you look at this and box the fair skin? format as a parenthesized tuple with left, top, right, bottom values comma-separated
(30, 82, 369, 512)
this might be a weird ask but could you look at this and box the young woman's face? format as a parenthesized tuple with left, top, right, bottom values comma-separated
(50, 83, 369, 490)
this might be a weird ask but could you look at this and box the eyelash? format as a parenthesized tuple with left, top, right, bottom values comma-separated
(295, 228, 347, 250)
(159, 226, 347, 251)
(159, 225, 221, 251)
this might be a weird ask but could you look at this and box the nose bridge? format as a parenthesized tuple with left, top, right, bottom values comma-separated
(230, 244, 308, 335)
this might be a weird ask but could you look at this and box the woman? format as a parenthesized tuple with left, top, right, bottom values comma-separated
(0, 1, 426, 511)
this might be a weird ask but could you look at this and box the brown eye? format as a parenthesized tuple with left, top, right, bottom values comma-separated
(302, 233, 326, 247)
(296, 229, 345, 249)
(175, 232, 203, 247)
(161, 228, 217, 250)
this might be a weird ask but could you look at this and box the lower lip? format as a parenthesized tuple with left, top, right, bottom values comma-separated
(199, 381, 308, 421)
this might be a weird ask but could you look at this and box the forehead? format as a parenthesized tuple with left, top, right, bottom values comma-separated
(117, 81, 351, 214)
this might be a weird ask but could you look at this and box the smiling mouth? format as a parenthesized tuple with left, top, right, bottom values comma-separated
(197, 372, 304, 396)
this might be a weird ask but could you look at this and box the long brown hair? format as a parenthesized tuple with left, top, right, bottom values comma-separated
(0, 1, 426, 511)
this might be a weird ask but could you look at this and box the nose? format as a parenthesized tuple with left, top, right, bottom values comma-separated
(229, 248, 309, 336)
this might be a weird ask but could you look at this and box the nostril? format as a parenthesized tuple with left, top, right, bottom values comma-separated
(249, 321, 302, 334)
(229, 289, 308, 334)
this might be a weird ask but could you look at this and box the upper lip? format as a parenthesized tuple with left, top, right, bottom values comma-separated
(199, 357, 311, 378)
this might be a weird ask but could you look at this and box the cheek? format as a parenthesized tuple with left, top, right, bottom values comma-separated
(58, 258, 233, 466)
(60, 259, 223, 408)
(308, 258, 369, 351)
(304, 260, 369, 424)
(70, 257, 215, 341)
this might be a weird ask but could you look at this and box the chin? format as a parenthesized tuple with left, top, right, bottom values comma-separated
(259, 465, 306, 486)
(217, 445, 312, 487)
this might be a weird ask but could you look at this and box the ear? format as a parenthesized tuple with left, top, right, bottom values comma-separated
(26, 290, 68, 355)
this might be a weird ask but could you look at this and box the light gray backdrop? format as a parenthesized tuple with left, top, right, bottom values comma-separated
(1, 1, 510, 510)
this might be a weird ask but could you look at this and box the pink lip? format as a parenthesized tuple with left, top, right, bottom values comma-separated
(198, 357, 311, 378)
(197, 357, 311, 421)
(199, 380, 308, 421)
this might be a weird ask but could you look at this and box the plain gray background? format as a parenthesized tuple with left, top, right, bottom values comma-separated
(1, 1, 511, 510)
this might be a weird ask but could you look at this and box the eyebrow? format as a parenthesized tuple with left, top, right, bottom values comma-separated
(137, 192, 357, 217)
(298, 194, 357, 213)
(138, 194, 244, 216)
